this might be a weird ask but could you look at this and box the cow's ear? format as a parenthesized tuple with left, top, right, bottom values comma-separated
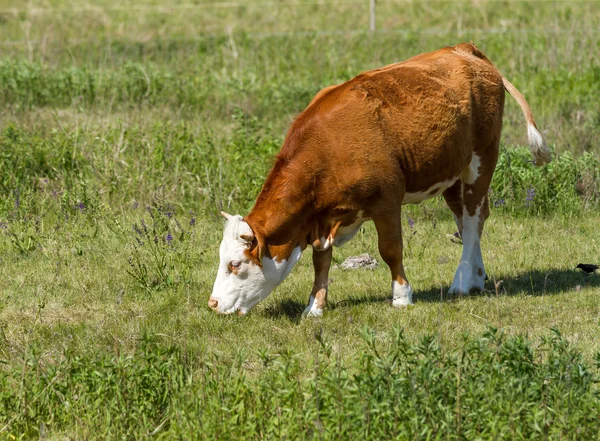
(244, 242, 263, 268)
(240, 232, 254, 243)
(220, 211, 233, 221)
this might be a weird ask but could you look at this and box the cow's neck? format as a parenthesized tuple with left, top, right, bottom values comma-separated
(245, 158, 314, 262)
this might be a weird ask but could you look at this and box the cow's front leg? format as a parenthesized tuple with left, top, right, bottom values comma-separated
(372, 208, 413, 307)
(303, 246, 333, 317)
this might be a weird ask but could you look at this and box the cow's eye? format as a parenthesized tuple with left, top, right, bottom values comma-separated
(228, 260, 242, 273)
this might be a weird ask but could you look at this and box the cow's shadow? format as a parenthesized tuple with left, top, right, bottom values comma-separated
(262, 268, 599, 320)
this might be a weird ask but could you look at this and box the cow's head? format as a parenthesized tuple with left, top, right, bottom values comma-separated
(208, 212, 302, 315)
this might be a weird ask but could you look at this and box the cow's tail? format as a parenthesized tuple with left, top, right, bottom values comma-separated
(502, 77, 552, 166)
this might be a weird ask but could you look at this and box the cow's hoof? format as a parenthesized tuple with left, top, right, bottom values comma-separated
(392, 281, 413, 307)
(302, 295, 324, 318)
(392, 297, 414, 307)
(448, 285, 470, 296)
(302, 306, 323, 318)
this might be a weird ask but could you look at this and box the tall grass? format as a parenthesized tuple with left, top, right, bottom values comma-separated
(1, 120, 599, 218)
(1, 328, 599, 439)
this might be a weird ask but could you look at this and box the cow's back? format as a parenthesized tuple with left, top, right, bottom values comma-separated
(291, 43, 505, 206)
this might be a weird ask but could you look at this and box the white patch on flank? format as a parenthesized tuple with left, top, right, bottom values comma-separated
(302, 295, 324, 317)
(333, 211, 369, 247)
(462, 153, 481, 185)
(527, 124, 552, 165)
(402, 178, 458, 205)
(449, 203, 483, 295)
(391, 280, 414, 307)
(210, 214, 302, 314)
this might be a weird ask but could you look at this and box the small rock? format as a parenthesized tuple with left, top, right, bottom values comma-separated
(340, 253, 378, 270)
(438, 256, 450, 265)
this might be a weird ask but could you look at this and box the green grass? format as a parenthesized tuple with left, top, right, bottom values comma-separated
(1, 0, 600, 438)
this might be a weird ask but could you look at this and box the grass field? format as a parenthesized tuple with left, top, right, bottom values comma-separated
(1, 0, 600, 438)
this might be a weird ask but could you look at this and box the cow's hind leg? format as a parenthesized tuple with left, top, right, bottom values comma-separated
(443, 180, 464, 236)
(449, 147, 498, 295)
(372, 206, 413, 307)
(303, 247, 333, 317)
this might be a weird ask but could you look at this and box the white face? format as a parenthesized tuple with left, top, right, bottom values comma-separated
(209, 213, 302, 315)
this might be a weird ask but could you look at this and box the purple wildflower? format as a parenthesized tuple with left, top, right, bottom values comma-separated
(166, 232, 173, 245)
(189, 210, 196, 227)
(494, 198, 506, 208)
(141, 219, 148, 236)
(165, 203, 174, 219)
(76, 202, 85, 211)
(525, 187, 535, 206)
(132, 223, 143, 237)
(14, 191, 20, 209)
(132, 200, 139, 209)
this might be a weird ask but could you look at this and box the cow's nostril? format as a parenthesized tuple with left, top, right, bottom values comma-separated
(208, 297, 218, 310)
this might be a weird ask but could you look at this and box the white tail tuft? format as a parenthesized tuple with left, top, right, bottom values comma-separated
(503, 76, 552, 166)
(527, 124, 552, 166)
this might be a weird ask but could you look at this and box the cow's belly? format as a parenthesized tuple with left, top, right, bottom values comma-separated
(402, 177, 459, 205)
(333, 211, 370, 247)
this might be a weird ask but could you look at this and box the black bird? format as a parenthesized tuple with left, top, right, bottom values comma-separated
(576, 263, 599, 274)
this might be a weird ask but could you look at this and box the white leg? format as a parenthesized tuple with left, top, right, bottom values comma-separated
(392, 280, 414, 307)
(449, 206, 481, 295)
(302, 295, 324, 317)
(471, 244, 486, 291)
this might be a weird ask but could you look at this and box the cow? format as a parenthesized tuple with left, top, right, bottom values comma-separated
(208, 43, 551, 317)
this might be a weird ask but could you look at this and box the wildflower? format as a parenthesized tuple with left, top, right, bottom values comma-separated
(165, 203, 174, 219)
(190, 210, 196, 227)
(166, 232, 173, 245)
(141, 219, 149, 236)
(76, 202, 85, 211)
(407, 217, 416, 235)
(14, 191, 20, 209)
(526, 188, 535, 200)
(132, 200, 139, 209)
(494, 198, 506, 208)
(525, 187, 535, 206)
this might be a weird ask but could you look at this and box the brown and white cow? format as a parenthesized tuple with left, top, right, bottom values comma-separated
(209, 43, 551, 316)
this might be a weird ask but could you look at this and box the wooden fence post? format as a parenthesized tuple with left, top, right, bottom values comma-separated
(370, 0, 376, 33)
